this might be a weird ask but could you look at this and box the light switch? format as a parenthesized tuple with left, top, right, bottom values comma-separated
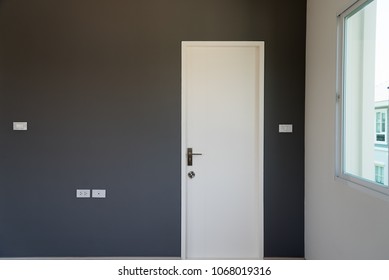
(13, 122, 27, 131)
(76, 189, 90, 198)
(279, 124, 293, 133)
(92, 189, 106, 198)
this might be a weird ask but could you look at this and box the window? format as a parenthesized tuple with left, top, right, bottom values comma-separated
(375, 108, 387, 143)
(337, 0, 389, 194)
(375, 164, 384, 184)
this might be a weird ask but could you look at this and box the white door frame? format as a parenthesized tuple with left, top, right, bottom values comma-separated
(181, 41, 265, 259)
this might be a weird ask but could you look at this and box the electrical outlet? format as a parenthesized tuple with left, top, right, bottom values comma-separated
(92, 189, 106, 198)
(76, 189, 90, 198)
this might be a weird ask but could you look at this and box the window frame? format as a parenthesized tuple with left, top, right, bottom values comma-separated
(375, 108, 387, 144)
(374, 162, 385, 184)
(336, 0, 389, 195)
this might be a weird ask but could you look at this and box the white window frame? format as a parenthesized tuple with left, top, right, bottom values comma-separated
(375, 108, 387, 144)
(336, 0, 389, 195)
(375, 162, 385, 184)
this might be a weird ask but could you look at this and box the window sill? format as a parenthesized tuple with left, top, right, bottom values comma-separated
(335, 175, 389, 203)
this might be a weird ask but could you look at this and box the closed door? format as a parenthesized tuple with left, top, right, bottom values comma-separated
(181, 41, 264, 259)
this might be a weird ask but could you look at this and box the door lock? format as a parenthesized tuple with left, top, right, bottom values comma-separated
(187, 148, 202, 166)
(188, 171, 195, 179)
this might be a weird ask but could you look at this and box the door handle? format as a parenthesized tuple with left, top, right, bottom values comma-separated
(187, 148, 202, 166)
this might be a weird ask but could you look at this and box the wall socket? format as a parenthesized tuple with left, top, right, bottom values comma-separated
(76, 189, 90, 198)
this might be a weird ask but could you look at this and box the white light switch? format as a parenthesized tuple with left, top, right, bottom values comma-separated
(279, 124, 293, 133)
(76, 189, 90, 198)
(92, 189, 106, 198)
(13, 122, 28, 131)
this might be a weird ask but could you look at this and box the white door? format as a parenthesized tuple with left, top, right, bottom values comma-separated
(181, 41, 264, 259)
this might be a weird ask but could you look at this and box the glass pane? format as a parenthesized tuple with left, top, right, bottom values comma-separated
(377, 134, 385, 142)
(379, 167, 384, 184)
(343, 0, 389, 187)
(375, 166, 379, 182)
(376, 112, 381, 133)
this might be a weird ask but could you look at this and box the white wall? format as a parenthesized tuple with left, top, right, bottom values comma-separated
(306, 0, 389, 259)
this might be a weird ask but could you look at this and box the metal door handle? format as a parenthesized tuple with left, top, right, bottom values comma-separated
(187, 148, 202, 166)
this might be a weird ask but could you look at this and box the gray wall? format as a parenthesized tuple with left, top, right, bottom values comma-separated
(0, 0, 306, 257)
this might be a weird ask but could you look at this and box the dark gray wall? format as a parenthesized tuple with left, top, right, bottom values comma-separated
(0, 0, 306, 257)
